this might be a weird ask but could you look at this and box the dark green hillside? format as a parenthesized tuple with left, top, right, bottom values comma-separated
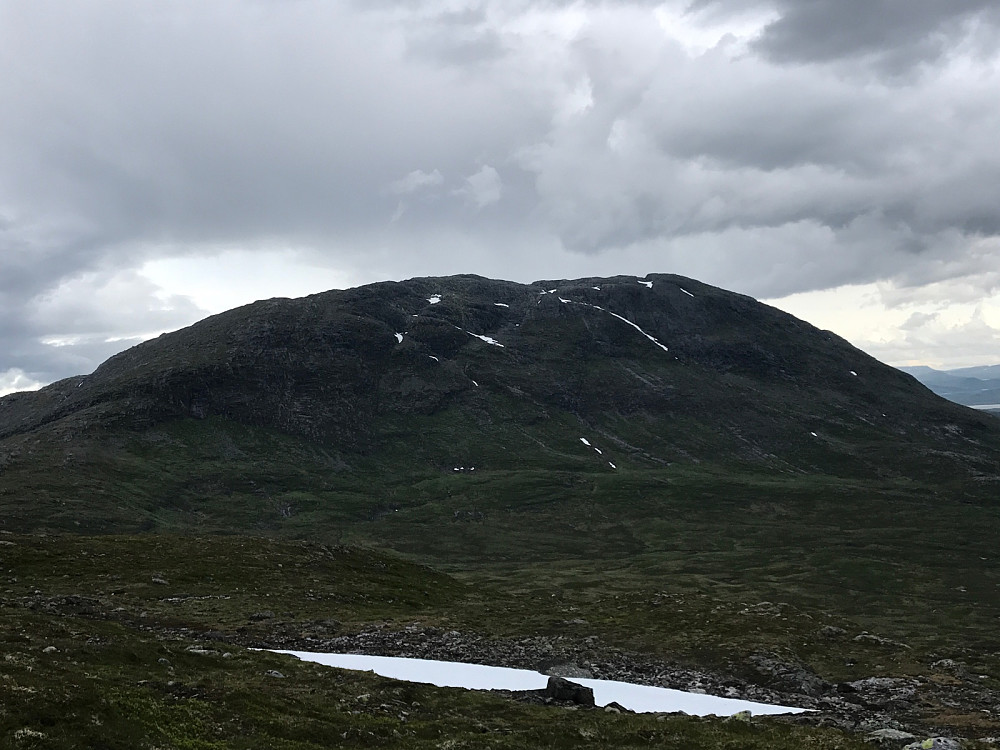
(2, 273, 997, 492)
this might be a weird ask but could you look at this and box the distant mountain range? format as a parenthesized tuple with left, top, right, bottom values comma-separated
(899, 364, 1000, 410)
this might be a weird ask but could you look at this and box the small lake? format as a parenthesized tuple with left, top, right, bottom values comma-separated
(272, 650, 808, 716)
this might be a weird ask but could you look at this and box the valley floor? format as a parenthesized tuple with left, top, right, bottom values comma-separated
(2, 534, 1000, 748)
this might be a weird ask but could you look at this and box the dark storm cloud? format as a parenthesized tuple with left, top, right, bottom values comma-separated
(690, 0, 1000, 72)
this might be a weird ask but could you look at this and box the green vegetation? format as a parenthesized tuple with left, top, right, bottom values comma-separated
(1, 534, 883, 749)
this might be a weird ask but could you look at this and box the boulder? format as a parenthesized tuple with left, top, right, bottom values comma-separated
(545, 676, 595, 706)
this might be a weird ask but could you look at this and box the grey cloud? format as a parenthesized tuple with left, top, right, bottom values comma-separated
(0, 2, 540, 245)
(863, 308, 1000, 368)
(457, 165, 503, 209)
(690, 0, 1000, 73)
(2, 0, 1000, 382)
(513, 8, 1000, 300)
(389, 170, 446, 195)
(901, 311, 938, 331)
(0, 266, 207, 384)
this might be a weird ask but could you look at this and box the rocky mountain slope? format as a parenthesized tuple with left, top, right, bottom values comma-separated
(2, 273, 998, 491)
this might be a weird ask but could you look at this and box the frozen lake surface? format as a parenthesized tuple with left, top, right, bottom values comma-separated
(271, 650, 807, 716)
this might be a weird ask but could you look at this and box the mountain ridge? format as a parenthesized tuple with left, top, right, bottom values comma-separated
(900, 364, 1000, 408)
(2, 272, 998, 487)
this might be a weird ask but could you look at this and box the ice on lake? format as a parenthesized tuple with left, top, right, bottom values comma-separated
(271, 651, 808, 716)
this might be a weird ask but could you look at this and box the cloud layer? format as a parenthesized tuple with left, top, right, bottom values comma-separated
(2, 0, 1000, 388)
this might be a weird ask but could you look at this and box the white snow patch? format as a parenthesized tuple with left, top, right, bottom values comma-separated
(394, 333, 403, 344)
(608, 462, 617, 469)
(679, 287, 695, 298)
(570, 301, 669, 354)
(850, 371, 858, 376)
(605, 311, 669, 353)
(456, 326, 504, 347)
(271, 651, 808, 716)
(428, 295, 441, 304)
(548, 289, 557, 293)
(472, 380, 479, 387)
(594, 447, 603, 455)
(579, 437, 592, 446)
(428, 355, 439, 362)
(468, 332, 503, 347)
(592, 286, 601, 291)
(638, 280, 653, 288)
(810, 432, 818, 437)
(559, 297, 571, 304)
(494, 302, 509, 307)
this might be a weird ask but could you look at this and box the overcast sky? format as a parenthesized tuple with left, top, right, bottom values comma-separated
(3, 0, 1000, 395)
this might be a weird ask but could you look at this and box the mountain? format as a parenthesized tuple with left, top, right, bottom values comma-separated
(948, 364, 1000, 380)
(5, 273, 1000, 743)
(899, 364, 1000, 408)
(2, 272, 999, 539)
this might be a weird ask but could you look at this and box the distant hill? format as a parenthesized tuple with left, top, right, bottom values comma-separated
(899, 364, 1000, 409)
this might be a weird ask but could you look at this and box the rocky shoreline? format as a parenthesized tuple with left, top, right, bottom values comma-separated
(250, 622, 1000, 747)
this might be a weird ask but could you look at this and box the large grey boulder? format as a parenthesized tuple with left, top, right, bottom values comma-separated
(545, 676, 595, 706)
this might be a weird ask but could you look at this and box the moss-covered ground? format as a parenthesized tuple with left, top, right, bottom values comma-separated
(0, 534, 889, 750)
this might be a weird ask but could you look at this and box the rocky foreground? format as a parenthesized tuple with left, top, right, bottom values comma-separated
(246, 622, 1000, 747)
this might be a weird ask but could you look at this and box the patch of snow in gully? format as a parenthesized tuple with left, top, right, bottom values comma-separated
(272, 652, 808, 716)
(455, 326, 504, 347)
(428, 295, 441, 304)
(468, 332, 503, 347)
(638, 280, 653, 288)
(604, 310, 669, 353)
(394, 333, 403, 344)
(559, 299, 669, 354)
(679, 288, 695, 297)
